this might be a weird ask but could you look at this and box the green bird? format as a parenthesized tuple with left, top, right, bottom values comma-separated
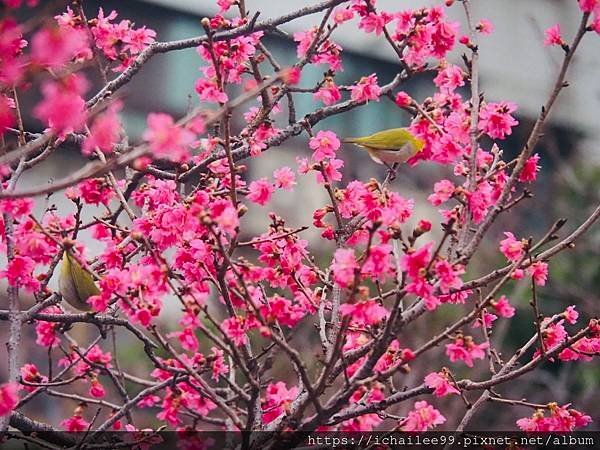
(59, 249, 100, 312)
(342, 128, 425, 166)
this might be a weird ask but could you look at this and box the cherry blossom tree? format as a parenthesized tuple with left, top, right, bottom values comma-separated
(0, 0, 599, 447)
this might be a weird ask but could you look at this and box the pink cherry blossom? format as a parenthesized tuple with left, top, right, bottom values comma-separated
(247, 178, 275, 206)
(564, 305, 579, 324)
(517, 403, 592, 431)
(168, 327, 199, 353)
(424, 371, 460, 397)
(358, 12, 393, 36)
(86, 8, 155, 71)
(395, 91, 412, 107)
(560, 334, 599, 362)
(35, 306, 61, 348)
(123, 26, 156, 55)
(195, 78, 228, 104)
(333, 8, 354, 24)
(0, 18, 26, 85)
(143, 113, 195, 162)
(222, 316, 248, 346)
(592, 15, 600, 34)
(314, 79, 342, 106)
(31, 25, 89, 68)
(401, 401, 446, 431)
(511, 268, 525, 280)
(492, 295, 515, 318)
(401, 242, 432, 279)
(428, 179, 455, 206)
(273, 167, 296, 190)
(361, 244, 393, 282)
(33, 74, 88, 137)
(407, 278, 439, 310)
(89, 379, 106, 398)
(467, 180, 494, 224)
(293, 29, 342, 71)
(477, 19, 494, 35)
(78, 178, 115, 205)
(82, 103, 122, 155)
(544, 24, 564, 46)
(282, 66, 302, 85)
(262, 382, 298, 424)
(0, 93, 15, 137)
(217, 0, 235, 13)
(428, 10, 460, 58)
(434, 64, 465, 93)
(0, 382, 18, 417)
(0, 0, 597, 437)
(260, 295, 306, 328)
(434, 259, 464, 293)
(61, 414, 90, 432)
(381, 192, 414, 227)
(478, 101, 519, 140)
(350, 74, 381, 103)
(0, 255, 40, 292)
(541, 320, 568, 352)
(372, 340, 415, 374)
(519, 153, 541, 182)
(210, 198, 239, 237)
(316, 158, 344, 184)
(499, 232, 525, 262)
(332, 248, 358, 288)
(472, 310, 498, 329)
(210, 347, 229, 380)
(340, 300, 389, 326)
(20, 363, 47, 392)
(293, 29, 316, 58)
(445, 335, 489, 367)
(309, 130, 340, 162)
(3, 0, 38, 7)
(527, 261, 548, 286)
(578, 0, 600, 13)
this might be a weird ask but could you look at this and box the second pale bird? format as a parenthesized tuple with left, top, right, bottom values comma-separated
(59, 250, 100, 312)
(342, 128, 424, 166)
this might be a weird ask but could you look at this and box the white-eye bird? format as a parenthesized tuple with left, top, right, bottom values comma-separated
(59, 250, 100, 312)
(342, 128, 425, 166)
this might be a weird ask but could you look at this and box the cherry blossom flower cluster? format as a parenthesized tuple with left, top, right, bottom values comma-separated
(517, 403, 592, 432)
(0, 6, 154, 142)
(57, 7, 156, 72)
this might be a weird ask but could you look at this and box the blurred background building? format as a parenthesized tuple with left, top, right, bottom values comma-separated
(3, 0, 599, 430)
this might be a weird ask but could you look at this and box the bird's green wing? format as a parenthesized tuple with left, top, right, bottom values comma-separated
(344, 128, 412, 150)
(67, 252, 100, 301)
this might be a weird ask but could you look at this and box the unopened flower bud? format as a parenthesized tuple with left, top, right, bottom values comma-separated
(415, 219, 432, 236)
(133, 156, 151, 171)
